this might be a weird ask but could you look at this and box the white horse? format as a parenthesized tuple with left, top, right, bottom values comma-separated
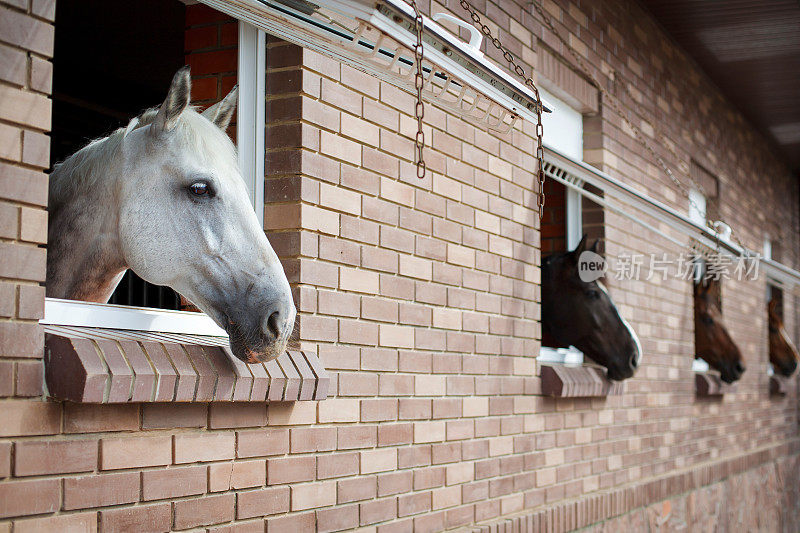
(47, 66, 295, 363)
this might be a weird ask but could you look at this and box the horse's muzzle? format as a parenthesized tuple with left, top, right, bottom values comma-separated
(225, 299, 296, 364)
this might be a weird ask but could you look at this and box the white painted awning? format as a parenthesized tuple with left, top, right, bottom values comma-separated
(201, 0, 551, 132)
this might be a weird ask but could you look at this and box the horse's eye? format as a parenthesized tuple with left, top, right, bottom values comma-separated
(586, 289, 600, 300)
(189, 182, 210, 197)
(701, 315, 714, 326)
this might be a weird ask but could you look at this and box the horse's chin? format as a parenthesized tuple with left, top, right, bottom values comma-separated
(228, 336, 286, 364)
(718, 366, 743, 383)
(605, 367, 634, 382)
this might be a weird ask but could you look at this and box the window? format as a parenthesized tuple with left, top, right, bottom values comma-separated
(764, 236, 784, 377)
(539, 90, 605, 367)
(41, 2, 334, 404)
(47, 0, 264, 326)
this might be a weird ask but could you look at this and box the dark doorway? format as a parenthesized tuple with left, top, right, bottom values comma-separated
(51, 0, 186, 309)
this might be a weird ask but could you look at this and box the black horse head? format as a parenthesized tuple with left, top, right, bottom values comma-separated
(693, 278, 745, 383)
(541, 236, 641, 381)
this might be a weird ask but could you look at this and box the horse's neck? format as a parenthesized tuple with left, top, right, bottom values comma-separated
(47, 183, 126, 303)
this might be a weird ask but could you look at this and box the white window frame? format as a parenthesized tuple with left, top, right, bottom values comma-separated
(689, 188, 712, 372)
(42, 19, 266, 336)
(237, 21, 267, 226)
(538, 90, 586, 365)
(688, 189, 707, 284)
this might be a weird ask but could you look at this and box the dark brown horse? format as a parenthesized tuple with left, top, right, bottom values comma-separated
(693, 278, 745, 383)
(768, 299, 799, 377)
(541, 236, 641, 381)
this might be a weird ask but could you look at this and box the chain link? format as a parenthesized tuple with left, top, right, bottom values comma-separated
(458, 0, 547, 220)
(529, 0, 750, 253)
(409, 0, 426, 180)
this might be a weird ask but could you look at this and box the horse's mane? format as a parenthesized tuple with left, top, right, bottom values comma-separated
(49, 106, 237, 205)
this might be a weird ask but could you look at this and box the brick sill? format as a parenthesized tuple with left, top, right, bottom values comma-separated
(769, 374, 789, 396)
(694, 371, 735, 397)
(539, 364, 624, 397)
(44, 326, 328, 403)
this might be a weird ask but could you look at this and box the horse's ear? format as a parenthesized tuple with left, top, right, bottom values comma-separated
(590, 239, 600, 253)
(572, 234, 588, 257)
(768, 298, 778, 315)
(152, 66, 191, 136)
(693, 279, 706, 297)
(202, 85, 238, 130)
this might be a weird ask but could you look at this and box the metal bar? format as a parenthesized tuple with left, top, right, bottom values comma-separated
(544, 146, 800, 294)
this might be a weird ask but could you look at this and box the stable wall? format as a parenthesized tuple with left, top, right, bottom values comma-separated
(0, 0, 798, 532)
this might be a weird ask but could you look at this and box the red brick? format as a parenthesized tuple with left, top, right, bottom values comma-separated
(174, 433, 235, 463)
(237, 486, 290, 519)
(209, 460, 266, 491)
(0, 442, 9, 478)
(17, 283, 44, 320)
(266, 511, 316, 533)
(0, 43, 26, 86)
(64, 403, 138, 434)
(0, 202, 18, 238)
(237, 428, 290, 457)
(378, 471, 413, 497)
(19, 206, 46, 244)
(0, 361, 12, 397)
(100, 503, 170, 533)
(14, 439, 97, 476)
(398, 491, 431, 516)
(337, 476, 376, 503)
(290, 480, 336, 511)
(101, 435, 172, 470)
(209, 403, 267, 429)
(0, 321, 42, 357)
(63, 472, 139, 510)
(14, 512, 97, 533)
(14, 360, 43, 396)
(173, 493, 235, 529)
(142, 465, 207, 501)
(142, 403, 207, 429)
(316, 504, 359, 532)
(0, 400, 60, 437)
(0, 478, 59, 518)
(360, 498, 397, 526)
(0, 282, 15, 317)
(317, 452, 359, 479)
(0, 7, 53, 56)
(267, 455, 315, 484)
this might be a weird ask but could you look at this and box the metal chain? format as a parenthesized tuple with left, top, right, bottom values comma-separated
(529, 0, 750, 252)
(409, 0, 426, 180)
(458, 0, 547, 219)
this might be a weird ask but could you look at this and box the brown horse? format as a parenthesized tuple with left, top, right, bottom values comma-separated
(768, 299, 799, 377)
(541, 236, 641, 381)
(693, 278, 745, 383)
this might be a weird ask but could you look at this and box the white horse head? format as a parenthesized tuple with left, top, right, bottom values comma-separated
(47, 67, 295, 363)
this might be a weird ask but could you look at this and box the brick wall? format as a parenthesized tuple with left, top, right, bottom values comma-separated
(0, 0, 798, 532)
(540, 179, 566, 256)
(0, 0, 52, 397)
(185, 5, 237, 120)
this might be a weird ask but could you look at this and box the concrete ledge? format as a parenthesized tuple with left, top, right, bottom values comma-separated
(43, 326, 328, 403)
(540, 364, 623, 397)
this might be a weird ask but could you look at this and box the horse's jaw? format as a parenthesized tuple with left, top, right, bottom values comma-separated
(46, 199, 127, 303)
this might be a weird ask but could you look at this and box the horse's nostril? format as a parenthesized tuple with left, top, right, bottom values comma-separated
(265, 310, 282, 341)
(735, 362, 745, 374)
(630, 353, 638, 369)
